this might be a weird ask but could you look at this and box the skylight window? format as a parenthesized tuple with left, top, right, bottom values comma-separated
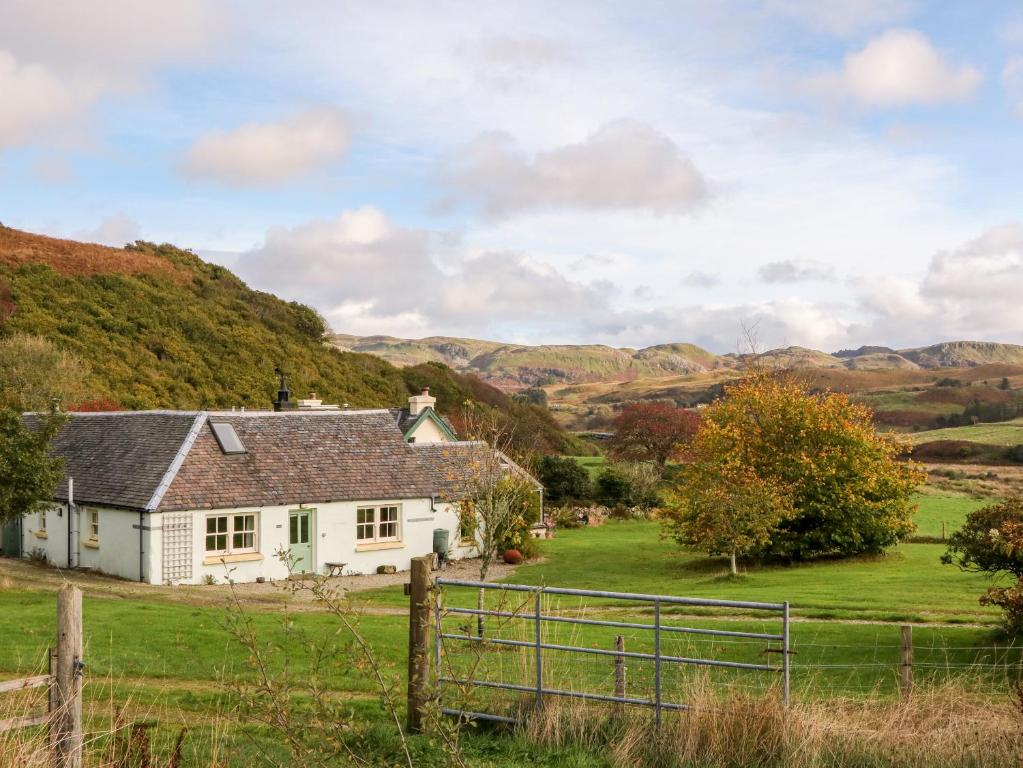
(210, 422, 246, 454)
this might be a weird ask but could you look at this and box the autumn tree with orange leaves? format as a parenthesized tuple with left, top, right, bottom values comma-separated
(661, 373, 923, 567)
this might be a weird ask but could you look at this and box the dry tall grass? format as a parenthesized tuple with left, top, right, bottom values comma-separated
(0, 679, 226, 768)
(522, 677, 1023, 768)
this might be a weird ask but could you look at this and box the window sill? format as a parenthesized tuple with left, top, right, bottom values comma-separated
(34, 530, 48, 539)
(82, 539, 99, 549)
(203, 552, 263, 565)
(355, 541, 404, 552)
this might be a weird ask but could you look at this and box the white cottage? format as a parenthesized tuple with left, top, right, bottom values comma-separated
(17, 401, 540, 584)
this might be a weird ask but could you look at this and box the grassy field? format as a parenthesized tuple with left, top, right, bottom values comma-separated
(0, 494, 1019, 766)
(908, 417, 1023, 446)
(912, 495, 987, 537)
(570, 455, 606, 480)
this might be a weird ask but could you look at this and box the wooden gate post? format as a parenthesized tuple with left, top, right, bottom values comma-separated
(899, 625, 913, 701)
(407, 556, 433, 733)
(54, 584, 83, 768)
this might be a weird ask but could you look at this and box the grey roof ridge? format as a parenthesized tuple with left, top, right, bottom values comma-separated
(144, 411, 209, 512)
(36, 409, 204, 417)
(412, 439, 487, 447)
(204, 408, 392, 417)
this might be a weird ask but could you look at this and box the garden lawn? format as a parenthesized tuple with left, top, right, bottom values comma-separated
(356, 497, 1007, 623)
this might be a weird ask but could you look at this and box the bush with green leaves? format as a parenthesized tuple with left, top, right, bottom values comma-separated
(942, 496, 1023, 635)
(536, 455, 591, 504)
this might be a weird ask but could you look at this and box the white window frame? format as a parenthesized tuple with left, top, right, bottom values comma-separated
(38, 508, 47, 532)
(356, 505, 402, 544)
(204, 512, 258, 556)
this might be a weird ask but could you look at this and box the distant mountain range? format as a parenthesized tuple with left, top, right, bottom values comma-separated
(331, 334, 1023, 390)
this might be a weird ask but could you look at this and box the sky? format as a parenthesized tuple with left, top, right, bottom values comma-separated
(2, 0, 1023, 353)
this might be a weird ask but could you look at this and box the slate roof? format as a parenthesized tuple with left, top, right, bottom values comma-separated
(412, 441, 543, 502)
(160, 410, 437, 511)
(40, 409, 538, 513)
(42, 411, 203, 511)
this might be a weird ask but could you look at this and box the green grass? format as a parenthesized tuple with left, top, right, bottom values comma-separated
(501, 522, 998, 624)
(857, 390, 961, 415)
(569, 455, 606, 480)
(911, 494, 988, 538)
(907, 417, 1023, 446)
(1, 495, 1018, 765)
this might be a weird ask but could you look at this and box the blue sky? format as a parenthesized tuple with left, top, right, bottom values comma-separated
(2, 1, 1023, 352)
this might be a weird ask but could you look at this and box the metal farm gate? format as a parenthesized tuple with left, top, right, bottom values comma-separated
(433, 578, 790, 725)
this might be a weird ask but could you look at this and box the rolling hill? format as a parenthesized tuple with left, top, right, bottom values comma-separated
(0, 226, 577, 453)
(332, 333, 1023, 389)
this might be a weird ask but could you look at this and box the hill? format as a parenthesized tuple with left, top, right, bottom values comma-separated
(901, 341, 1023, 368)
(333, 332, 1023, 390)
(0, 227, 576, 453)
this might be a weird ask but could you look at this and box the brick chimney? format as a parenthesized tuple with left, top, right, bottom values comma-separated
(408, 387, 436, 416)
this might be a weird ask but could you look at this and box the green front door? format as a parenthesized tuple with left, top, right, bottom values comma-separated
(288, 510, 313, 573)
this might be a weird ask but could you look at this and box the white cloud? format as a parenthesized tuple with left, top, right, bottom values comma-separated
(238, 207, 441, 320)
(181, 108, 352, 186)
(75, 214, 142, 247)
(0, 51, 88, 147)
(766, 0, 917, 37)
(442, 120, 710, 218)
(812, 29, 981, 107)
(1003, 57, 1023, 118)
(758, 259, 836, 283)
(681, 270, 720, 288)
(234, 207, 617, 339)
(852, 224, 1023, 346)
(0, 1, 220, 150)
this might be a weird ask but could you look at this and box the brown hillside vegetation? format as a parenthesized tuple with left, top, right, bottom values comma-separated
(0, 225, 190, 283)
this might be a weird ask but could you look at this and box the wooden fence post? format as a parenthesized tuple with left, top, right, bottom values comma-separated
(613, 635, 626, 712)
(54, 584, 83, 768)
(48, 647, 57, 751)
(407, 556, 433, 733)
(899, 625, 913, 701)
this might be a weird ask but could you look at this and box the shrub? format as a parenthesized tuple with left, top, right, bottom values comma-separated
(595, 465, 634, 508)
(537, 456, 591, 504)
(943, 496, 1023, 635)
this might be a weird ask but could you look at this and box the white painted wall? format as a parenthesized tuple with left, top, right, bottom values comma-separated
(406, 416, 450, 444)
(21, 504, 152, 581)
(21, 503, 69, 566)
(175, 496, 474, 585)
(21, 495, 476, 585)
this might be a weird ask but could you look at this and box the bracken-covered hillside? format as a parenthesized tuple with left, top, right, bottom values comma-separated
(0, 227, 578, 454)
(0, 226, 412, 409)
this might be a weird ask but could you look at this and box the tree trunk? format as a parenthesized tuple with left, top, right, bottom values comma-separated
(729, 551, 737, 576)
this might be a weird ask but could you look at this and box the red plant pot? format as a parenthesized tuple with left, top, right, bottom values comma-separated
(503, 549, 523, 565)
